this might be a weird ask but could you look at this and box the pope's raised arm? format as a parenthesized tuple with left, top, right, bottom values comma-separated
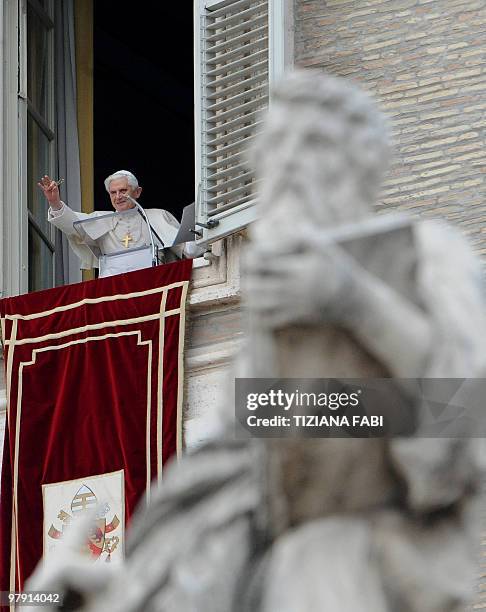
(38, 169, 204, 275)
(38, 175, 63, 210)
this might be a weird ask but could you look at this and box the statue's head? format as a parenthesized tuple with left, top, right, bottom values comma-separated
(251, 70, 390, 229)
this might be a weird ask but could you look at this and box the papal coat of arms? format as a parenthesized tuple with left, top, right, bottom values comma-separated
(43, 471, 124, 563)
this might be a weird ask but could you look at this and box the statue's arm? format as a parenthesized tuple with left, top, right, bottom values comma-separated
(337, 258, 432, 377)
(245, 225, 486, 378)
(345, 232, 486, 378)
(244, 244, 433, 377)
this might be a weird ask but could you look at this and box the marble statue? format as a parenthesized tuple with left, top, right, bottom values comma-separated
(26, 70, 486, 612)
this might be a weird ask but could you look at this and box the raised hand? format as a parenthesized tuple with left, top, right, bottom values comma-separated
(37, 175, 62, 209)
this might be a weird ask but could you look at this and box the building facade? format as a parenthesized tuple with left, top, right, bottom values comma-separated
(1, 0, 486, 601)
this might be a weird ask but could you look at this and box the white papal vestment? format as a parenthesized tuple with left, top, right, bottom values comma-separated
(48, 203, 201, 272)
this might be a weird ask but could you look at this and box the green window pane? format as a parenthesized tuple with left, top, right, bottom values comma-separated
(28, 113, 52, 232)
(28, 224, 54, 292)
(27, 3, 51, 121)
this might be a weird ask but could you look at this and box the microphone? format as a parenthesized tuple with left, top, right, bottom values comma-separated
(124, 195, 161, 266)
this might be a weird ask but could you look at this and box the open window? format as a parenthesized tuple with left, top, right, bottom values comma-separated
(3, 0, 287, 297)
(24, 0, 56, 291)
(92, 3, 195, 221)
(194, 0, 286, 244)
(12, 0, 84, 293)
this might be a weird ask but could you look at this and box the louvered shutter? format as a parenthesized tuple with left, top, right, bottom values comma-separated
(195, 0, 284, 244)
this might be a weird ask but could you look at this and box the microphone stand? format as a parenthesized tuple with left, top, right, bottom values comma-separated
(125, 195, 163, 267)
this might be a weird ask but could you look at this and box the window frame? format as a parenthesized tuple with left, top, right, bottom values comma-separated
(2, 0, 24, 297)
(22, 0, 56, 292)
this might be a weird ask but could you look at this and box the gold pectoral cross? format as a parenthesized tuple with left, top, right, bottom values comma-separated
(122, 232, 133, 248)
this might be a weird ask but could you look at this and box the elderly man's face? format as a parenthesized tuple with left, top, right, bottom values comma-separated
(108, 177, 142, 212)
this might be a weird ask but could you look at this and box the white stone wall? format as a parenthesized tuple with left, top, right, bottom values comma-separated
(184, 234, 245, 451)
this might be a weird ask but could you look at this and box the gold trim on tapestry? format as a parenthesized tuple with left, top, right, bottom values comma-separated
(3, 281, 188, 321)
(156, 289, 168, 488)
(5, 319, 17, 423)
(5, 310, 182, 347)
(144, 339, 153, 503)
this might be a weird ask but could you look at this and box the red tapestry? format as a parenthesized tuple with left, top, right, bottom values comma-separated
(0, 260, 192, 594)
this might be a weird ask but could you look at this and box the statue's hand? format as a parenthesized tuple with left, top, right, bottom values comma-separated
(243, 243, 354, 329)
(26, 511, 114, 611)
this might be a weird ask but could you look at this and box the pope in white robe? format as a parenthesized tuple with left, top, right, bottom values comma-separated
(39, 170, 202, 276)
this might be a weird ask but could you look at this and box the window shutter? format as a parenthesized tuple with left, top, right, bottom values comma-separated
(195, 0, 283, 244)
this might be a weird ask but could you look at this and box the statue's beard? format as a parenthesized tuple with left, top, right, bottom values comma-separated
(260, 171, 371, 232)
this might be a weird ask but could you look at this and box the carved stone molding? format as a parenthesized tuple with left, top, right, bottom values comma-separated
(189, 234, 244, 309)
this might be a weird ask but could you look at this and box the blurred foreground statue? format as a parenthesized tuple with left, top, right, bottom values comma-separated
(27, 71, 485, 611)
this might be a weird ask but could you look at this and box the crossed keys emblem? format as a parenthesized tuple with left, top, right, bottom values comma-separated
(47, 484, 121, 562)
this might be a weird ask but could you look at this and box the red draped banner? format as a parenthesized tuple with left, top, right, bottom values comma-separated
(0, 260, 192, 593)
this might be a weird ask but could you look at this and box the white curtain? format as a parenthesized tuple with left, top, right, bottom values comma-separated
(54, 0, 82, 285)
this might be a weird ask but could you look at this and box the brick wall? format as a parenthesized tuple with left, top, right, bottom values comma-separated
(294, 0, 486, 256)
(294, 1, 486, 608)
